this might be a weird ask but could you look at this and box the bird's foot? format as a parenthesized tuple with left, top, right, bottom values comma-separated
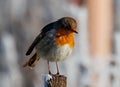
(49, 72, 63, 77)
(55, 72, 60, 76)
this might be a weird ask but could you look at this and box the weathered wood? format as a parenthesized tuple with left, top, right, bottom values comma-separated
(42, 74, 67, 87)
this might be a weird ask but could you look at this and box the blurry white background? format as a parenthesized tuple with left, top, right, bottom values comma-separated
(0, 0, 119, 87)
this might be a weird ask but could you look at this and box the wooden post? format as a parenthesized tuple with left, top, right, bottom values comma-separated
(88, 0, 113, 87)
(42, 74, 67, 87)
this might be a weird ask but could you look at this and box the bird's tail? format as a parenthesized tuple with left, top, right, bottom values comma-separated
(23, 53, 40, 68)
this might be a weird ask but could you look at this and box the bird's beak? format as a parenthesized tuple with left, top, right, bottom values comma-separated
(70, 29, 78, 34)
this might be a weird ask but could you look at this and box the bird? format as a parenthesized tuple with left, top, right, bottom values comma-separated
(23, 17, 78, 75)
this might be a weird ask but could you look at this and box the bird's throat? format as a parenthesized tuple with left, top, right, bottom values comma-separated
(55, 33, 74, 48)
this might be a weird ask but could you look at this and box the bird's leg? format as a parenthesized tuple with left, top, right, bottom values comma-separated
(56, 62, 59, 75)
(47, 61, 52, 75)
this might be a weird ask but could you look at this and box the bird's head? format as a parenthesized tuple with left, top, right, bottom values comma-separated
(57, 17, 78, 34)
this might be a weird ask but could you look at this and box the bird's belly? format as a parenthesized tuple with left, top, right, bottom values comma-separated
(36, 43, 73, 62)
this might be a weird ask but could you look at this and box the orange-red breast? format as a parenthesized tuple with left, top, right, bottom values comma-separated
(23, 17, 78, 74)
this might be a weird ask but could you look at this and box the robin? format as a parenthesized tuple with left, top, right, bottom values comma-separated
(23, 17, 78, 75)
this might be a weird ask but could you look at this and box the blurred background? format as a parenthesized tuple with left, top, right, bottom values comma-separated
(0, 0, 119, 87)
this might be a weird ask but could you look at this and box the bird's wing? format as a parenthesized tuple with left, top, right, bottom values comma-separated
(26, 34, 41, 55)
(26, 22, 55, 55)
